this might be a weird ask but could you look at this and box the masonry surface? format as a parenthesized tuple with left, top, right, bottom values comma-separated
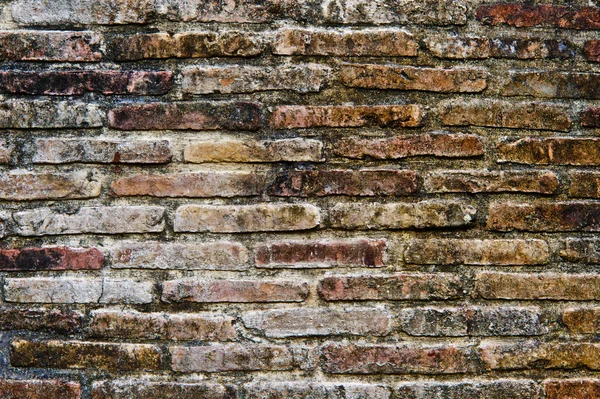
(0, 0, 599, 398)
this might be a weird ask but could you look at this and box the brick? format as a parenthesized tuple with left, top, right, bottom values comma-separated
(318, 273, 463, 301)
(255, 238, 386, 268)
(560, 239, 600, 263)
(13, 206, 165, 236)
(184, 138, 323, 163)
(425, 170, 558, 194)
(562, 308, 600, 334)
(271, 105, 422, 129)
(111, 172, 264, 198)
(498, 138, 600, 166)
(322, 342, 477, 374)
(334, 133, 483, 160)
(479, 340, 600, 371)
(487, 201, 600, 232)
(268, 169, 418, 197)
(476, 4, 600, 30)
(397, 381, 539, 399)
(585, 40, 600, 62)
(109, 31, 263, 60)
(426, 37, 490, 59)
(0, 306, 83, 333)
(170, 344, 294, 372)
(92, 381, 229, 399)
(244, 382, 390, 399)
(241, 308, 392, 337)
(0, 380, 81, 399)
(0, 71, 172, 95)
(89, 310, 237, 341)
(182, 64, 330, 94)
(341, 64, 487, 93)
(569, 172, 600, 197)
(110, 241, 249, 270)
(328, 200, 476, 230)
(10, 340, 162, 371)
(0, 171, 101, 200)
(490, 38, 574, 59)
(502, 71, 600, 99)
(0, 140, 13, 164)
(108, 102, 261, 131)
(100, 279, 154, 304)
(404, 239, 550, 265)
(545, 379, 600, 399)
(440, 99, 571, 131)
(162, 279, 309, 303)
(0, 30, 102, 61)
(474, 272, 600, 300)
(34, 139, 172, 164)
(581, 107, 600, 127)
(12, 0, 153, 25)
(0, 247, 104, 271)
(174, 204, 320, 233)
(274, 28, 418, 56)
(399, 307, 545, 337)
(0, 100, 103, 129)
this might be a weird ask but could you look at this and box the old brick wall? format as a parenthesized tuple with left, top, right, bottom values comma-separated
(0, 0, 599, 398)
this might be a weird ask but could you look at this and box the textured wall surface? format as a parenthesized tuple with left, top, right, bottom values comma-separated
(0, 0, 599, 398)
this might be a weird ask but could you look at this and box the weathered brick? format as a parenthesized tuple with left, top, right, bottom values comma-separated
(498, 138, 600, 166)
(269, 169, 417, 197)
(244, 382, 390, 399)
(0, 171, 101, 200)
(34, 139, 172, 164)
(108, 102, 261, 131)
(490, 38, 574, 59)
(182, 64, 330, 94)
(162, 279, 309, 303)
(170, 344, 294, 372)
(100, 279, 154, 304)
(426, 37, 490, 59)
(396, 380, 539, 399)
(545, 379, 600, 399)
(581, 107, 600, 127)
(322, 342, 477, 374)
(341, 65, 487, 93)
(328, 201, 476, 230)
(271, 105, 422, 129)
(476, 4, 600, 30)
(92, 381, 229, 399)
(562, 308, 600, 334)
(10, 340, 162, 371)
(475, 272, 600, 300)
(274, 28, 418, 56)
(0, 380, 81, 399)
(404, 239, 550, 265)
(0, 306, 83, 333)
(255, 238, 386, 268)
(13, 206, 165, 236)
(585, 41, 600, 62)
(111, 241, 249, 270)
(502, 71, 600, 99)
(242, 308, 392, 337)
(488, 201, 600, 232)
(560, 239, 600, 263)
(439, 99, 571, 131)
(425, 170, 558, 194)
(0, 71, 172, 95)
(184, 138, 323, 163)
(0, 100, 103, 128)
(479, 340, 600, 370)
(12, 0, 154, 25)
(399, 307, 545, 337)
(0, 247, 104, 271)
(318, 273, 463, 301)
(89, 310, 237, 340)
(0, 30, 102, 61)
(109, 31, 263, 60)
(0, 140, 13, 164)
(174, 204, 320, 233)
(334, 133, 484, 160)
(568, 172, 600, 197)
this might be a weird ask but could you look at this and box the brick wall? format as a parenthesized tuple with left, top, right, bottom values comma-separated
(0, 0, 599, 398)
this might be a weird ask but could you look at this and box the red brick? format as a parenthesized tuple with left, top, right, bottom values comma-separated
(498, 138, 600, 166)
(255, 238, 386, 268)
(0, 30, 102, 61)
(341, 64, 487, 92)
(335, 133, 483, 159)
(0, 380, 81, 399)
(476, 4, 600, 29)
(322, 342, 478, 374)
(318, 273, 463, 301)
(562, 308, 600, 334)
(397, 381, 539, 399)
(271, 105, 422, 129)
(162, 279, 309, 303)
(92, 381, 229, 399)
(425, 170, 559, 194)
(490, 38, 574, 59)
(0, 171, 101, 200)
(502, 71, 600, 99)
(0, 247, 103, 271)
(0, 307, 83, 333)
(108, 102, 261, 131)
(581, 107, 600, 127)
(545, 379, 600, 399)
(585, 41, 600, 62)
